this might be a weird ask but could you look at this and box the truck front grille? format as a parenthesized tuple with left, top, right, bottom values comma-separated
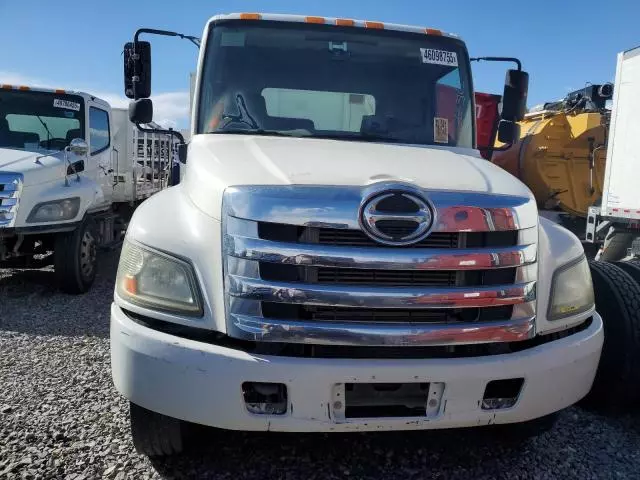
(0, 173, 23, 227)
(223, 185, 538, 348)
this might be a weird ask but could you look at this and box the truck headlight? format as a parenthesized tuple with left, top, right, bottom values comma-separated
(26, 197, 80, 223)
(116, 240, 203, 316)
(548, 255, 594, 320)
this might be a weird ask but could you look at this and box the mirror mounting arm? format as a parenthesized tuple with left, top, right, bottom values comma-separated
(133, 28, 200, 47)
(130, 28, 199, 100)
(470, 56, 522, 71)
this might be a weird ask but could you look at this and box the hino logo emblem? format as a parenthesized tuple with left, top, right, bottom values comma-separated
(359, 188, 434, 246)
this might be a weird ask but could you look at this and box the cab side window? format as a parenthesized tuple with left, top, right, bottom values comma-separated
(89, 107, 110, 154)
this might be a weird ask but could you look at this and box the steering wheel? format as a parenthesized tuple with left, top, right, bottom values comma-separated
(218, 114, 256, 131)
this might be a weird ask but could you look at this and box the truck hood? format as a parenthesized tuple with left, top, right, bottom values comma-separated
(185, 134, 533, 220)
(0, 147, 65, 186)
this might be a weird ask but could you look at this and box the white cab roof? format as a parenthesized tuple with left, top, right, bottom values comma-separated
(207, 12, 460, 40)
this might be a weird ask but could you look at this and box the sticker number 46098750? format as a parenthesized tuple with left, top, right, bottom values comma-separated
(420, 48, 458, 67)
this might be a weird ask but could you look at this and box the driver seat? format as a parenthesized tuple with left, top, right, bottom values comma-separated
(244, 92, 315, 131)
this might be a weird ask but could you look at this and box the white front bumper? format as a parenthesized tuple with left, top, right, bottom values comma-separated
(111, 303, 603, 432)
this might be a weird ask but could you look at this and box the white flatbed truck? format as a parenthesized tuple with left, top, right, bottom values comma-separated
(0, 86, 180, 292)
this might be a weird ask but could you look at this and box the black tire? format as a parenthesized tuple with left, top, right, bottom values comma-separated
(582, 261, 640, 410)
(614, 260, 640, 285)
(507, 413, 558, 438)
(53, 218, 97, 294)
(485, 413, 558, 442)
(130, 403, 185, 457)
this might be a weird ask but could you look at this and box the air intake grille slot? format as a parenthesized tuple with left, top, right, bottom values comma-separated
(260, 303, 513, 324)
(317, 228, 457, 248)
(259, 264, 516, 287)
(317, 267, 455, 286)
(257, 222, 519, 249)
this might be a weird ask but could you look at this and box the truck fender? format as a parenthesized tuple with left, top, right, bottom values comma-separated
(535, 216, 590, 334)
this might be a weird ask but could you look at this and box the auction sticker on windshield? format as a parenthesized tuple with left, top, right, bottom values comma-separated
(420, 48, 458, 67)
(434, 117, 449, 143)
(53, 98, 81, 111)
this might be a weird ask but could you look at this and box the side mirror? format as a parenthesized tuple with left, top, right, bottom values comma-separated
(177, 143, 188, 164)
(68, 138, 88, 156)
(129, 99, 153, 124)
(496, 120, 520, 144)
(124, 41, 152, 99)
(501, 69, 529, 121)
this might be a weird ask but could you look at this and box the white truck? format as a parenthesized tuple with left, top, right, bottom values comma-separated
(0, 86, 179, 292)
(110, 13, 639, 457)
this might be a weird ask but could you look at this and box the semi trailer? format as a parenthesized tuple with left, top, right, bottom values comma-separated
(110, 13, 640, 457)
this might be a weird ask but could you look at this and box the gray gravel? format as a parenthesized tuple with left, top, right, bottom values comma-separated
(2, 251, 640, 479)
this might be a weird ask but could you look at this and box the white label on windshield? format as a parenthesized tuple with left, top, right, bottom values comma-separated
(421, 48, 458, 66)
(434, 117, 449, 143)
(53, 98, 80, 111)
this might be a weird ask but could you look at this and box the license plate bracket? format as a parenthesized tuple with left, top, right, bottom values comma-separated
(331, 382, 445, 420)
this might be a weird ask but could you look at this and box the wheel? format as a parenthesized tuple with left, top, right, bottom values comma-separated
(599, 229, 634, 261)
(485, 413, 558, 442)
(505, 413, 558, 438)
(53, 218, 97, 294)
(614, 259, 640, 285)
(581, 261, 640, 410)
(130, 403, 185, 457)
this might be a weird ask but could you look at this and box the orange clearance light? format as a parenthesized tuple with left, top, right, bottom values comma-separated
(240, 13, 261, 20)
(18, 85, 30, 91)
(425, 28, 443, 35)
(1, 85, 12, 90)
(305, 16, 325, 24)
(364, 21, 384, 29)
(55, 89, 66, 94)
(335, 18, 355, 26)
(124, 275, 138, 295)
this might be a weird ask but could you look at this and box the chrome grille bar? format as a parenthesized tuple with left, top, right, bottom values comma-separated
(229, 314, 536, 346)
(224, 185, 537, 232)
(228, 235, 537, 270)
(228, 275, 536, 309)
(0, 173, 23, 227)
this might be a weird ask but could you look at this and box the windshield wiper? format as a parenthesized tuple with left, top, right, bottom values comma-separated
(208, 129, 406, 144)
(207, 128, 308, 137)
(36, 116, 53, 148)
(357, 132, 407, 143)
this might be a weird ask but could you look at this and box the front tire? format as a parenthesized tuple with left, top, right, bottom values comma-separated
(130, 403, 185, 457)
(581, 261, 640, 410)
(54, 218, 97, 294)
(488, 413, 558, 441)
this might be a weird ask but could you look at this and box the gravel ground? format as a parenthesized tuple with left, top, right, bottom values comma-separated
(2, 251, 640, 479)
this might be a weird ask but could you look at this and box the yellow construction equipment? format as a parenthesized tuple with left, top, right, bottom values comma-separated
(491, 84, 613, 217)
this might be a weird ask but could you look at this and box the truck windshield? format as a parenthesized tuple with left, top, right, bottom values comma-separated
(0, 90, 85, 151)
(197, 21, 474, 148)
